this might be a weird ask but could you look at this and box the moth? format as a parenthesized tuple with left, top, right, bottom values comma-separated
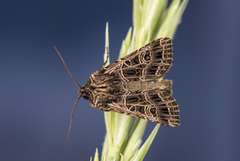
(55, 37, 180, 139)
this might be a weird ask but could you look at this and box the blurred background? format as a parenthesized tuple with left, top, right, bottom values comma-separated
(1, 0, 240, 161)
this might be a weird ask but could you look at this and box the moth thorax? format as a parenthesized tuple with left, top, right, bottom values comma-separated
(105, 81, 114, 93)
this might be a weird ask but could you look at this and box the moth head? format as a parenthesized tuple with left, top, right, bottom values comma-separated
(78, 85, 92, 100)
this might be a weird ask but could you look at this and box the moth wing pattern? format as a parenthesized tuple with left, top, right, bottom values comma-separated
(56, 37, 179, 139)
(107, 84, 180, 126)
(103, 37, 173, 82)
(90, 37, 180, 126)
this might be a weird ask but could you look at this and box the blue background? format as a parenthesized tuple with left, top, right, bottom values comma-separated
(1, 0, 240, 161)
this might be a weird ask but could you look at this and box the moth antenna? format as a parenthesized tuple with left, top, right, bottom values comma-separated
(54, 46, 81, 88)
(67, 95, 81, 141)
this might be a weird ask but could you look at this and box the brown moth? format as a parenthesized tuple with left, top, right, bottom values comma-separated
(55, 37, 180, 139)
